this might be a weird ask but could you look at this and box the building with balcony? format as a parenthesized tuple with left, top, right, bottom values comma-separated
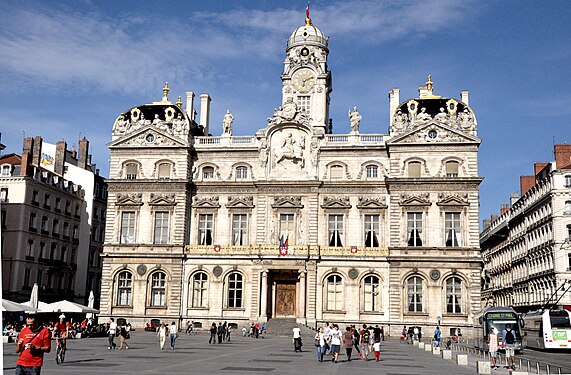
(100, 12, 483, 335)
(480, 144, 571, 312)
(0, 136, 106, 305)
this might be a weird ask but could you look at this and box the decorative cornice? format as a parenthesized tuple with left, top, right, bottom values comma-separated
(149, 193, 177, 206)
(192, 196, 220, 208)
(116, 193, 143, 206)
(226, 196, 255, 208)
(271, 196, 303, 209)
(436, 193, 469, 206)
(399, 193, 431, 206)
(356, 196, 387, 209)
(321, 196, 351, 209)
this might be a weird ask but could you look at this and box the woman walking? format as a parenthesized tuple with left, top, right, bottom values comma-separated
(342, 326, 353, 362)
(156, 323, 167, 350)
(118, 324, 129, 350)
(315, 327, 326, 362)
(169, 321, 178, 350)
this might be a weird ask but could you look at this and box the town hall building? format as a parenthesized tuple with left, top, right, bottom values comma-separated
(100, 11, 483, 336)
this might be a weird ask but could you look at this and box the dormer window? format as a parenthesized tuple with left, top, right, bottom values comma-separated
(158, 163, 171, 179)
(446, 161, 459, 177)
(1, 165, 10, 176)
(203, 167, 214, 180)
(236, 166, 248, 180)
(125, 163, 138, 180)
(408, 161, 421, 178)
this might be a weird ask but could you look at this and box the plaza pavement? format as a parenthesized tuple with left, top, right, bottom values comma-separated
(4, 330, 511, 375)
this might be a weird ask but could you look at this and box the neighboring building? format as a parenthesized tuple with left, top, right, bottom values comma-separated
(480, 144, 571, 312)
(0, 136, 106, 305)
(101, 12, 483, 336)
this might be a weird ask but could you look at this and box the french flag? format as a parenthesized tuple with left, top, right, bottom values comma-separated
(279, 234, 289, 256)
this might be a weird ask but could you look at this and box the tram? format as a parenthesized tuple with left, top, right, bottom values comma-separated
(474, 306, 524, 352)
(522, 309, 571, 349)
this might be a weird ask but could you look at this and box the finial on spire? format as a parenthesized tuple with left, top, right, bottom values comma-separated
(176, 96, 182, 107)
(426, 75, 433, 93)
(162, 82, 170, 101)
(305, 1, 312, 25)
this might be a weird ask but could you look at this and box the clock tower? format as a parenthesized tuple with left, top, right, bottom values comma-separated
(282, 9, 331, 134)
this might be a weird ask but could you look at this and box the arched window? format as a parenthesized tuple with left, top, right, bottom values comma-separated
(330, 165, 343, 179)
(565, 201, 571, 215)
(445, 161, 459, 177)
(158, 163, 171, 179)
(236, 166, 248, 180)
(326, 274, 343, 311)
(446, 277, 462, 314)
(125, 163, 138, 180)
(366, 165, 378, 179)
(363, 275, 380, 312)
(1, 165, 11, 176)
(192, 272, 208, 308)
(408, 161, 421, 178)
(407, 276, 423, 312)
(150, 272, 166, 307)
(117, 271, 132, 306)
(202, 166, 214, 180)
(227, 273, 243, 308)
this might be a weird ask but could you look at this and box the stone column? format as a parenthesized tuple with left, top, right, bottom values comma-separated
(271, 282, 277, 318)
(260, 270, 268, 320)
(299, 270, 306, 323)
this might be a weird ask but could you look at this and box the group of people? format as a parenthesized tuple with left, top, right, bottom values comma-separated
(488, 323, 517, 370)
(312, 323, 385, 363)
(208, 321, 232, 344)
(105, 317, 131, 350)
(241, 322, 266, 338)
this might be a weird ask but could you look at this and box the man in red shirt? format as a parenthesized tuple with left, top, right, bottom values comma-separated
(15, 312, 51, 374)
(52, 314, 69, 357)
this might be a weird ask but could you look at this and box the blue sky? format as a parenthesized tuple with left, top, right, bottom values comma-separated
(0, 0, 570, 225)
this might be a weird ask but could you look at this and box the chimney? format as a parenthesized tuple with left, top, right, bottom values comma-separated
(500, 204, 510, 216)
(186, 91, 195, 121)
(460, 90, 469, 105)
(32, 136, 42, 167)
(70, 144, 77, 159)
(20, 152, 31, 176)
(54, 141, 66, 175)
(534, 162, 549, 176)
(200, 93, 211, 135)
(388, 88, 400, 129)
(491, 214, 498, 223)
(554, 144, 571, 169)
(509, 192, 520, 206)
(520, 175, 536, 196)
(482, 219, 491, 230)
(78, 137, 89, 170)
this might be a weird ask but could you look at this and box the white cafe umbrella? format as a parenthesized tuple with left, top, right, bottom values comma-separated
(28, 283, 39, 310)
(86, 291, 95, 319)
(2, 299, 38, 312)
(44, 300, 99, 314)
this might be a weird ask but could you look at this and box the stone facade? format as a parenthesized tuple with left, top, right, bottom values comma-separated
(100, 15, 482, 337)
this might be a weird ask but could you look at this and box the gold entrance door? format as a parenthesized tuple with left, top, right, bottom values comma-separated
(275, 283, 296, 317)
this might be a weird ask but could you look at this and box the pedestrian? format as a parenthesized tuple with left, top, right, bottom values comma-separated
(118, 324, 129, 350)
(401, 326, 407, 343)
(169, 321, 178, 350)
(373, 325, 382, 342)
(502, 323, 516, 370)
(323, 322, 332, 355)
(352, 325, 361, 358)
(15, 312, 51, 375)
(433, 326, 441, 347)
(157, 323, 167, 350)
(292, 324, 302, 352)
(217, 322, 224, 344)
(242, 325, 248, 337)
(329, 324, 341, 363)
(222, 322, 228, 341)
(186, 320, 192, 335)
(380, 326, 385, 341)
(413, 326, 419, 341)
(342, 326, 353, 362)
(488, 327, 499, 370)
(360, 325, 370, 361)
(226, 324, 231, 341)
(107, 318, 117, 350)
(315, 327, 326, 362)
(209, 323, 217, 344)
(373, 339, 381, 362)
(407, 326, 414, 344)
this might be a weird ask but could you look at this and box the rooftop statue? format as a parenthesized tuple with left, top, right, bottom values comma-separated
(348, 106, 362, 134)
(222, 109, 234, 136)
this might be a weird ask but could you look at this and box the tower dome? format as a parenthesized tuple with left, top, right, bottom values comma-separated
(286, 10, 328, 51)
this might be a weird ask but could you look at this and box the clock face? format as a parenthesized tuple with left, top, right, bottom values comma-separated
(292, 69, 315, 93)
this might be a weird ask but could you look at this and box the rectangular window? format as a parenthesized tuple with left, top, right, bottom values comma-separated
(154, 212, 169, 244)
(408, 162, 421, 178)
(364, 214, 380, 247)
(73, 225, 79, 240)
(39, 242, 46, 259)
(445, 212, 462, 247)
(120, 212, 136, 244)
(32, 190, 39, 204)
(125, 164, 138, 180)
(279, 214, 295, 245)
(52, 219, 59, 235)
(158, 163, 171, 179)
(23, 268, 31, 287)
(198, 214, 213, 245)
(328, 214, 344, 247)
(236, 167, 248, 180)
(26, 240, 34, 257)
(1, 165, 10, 176)
(232, 214, 248, 246)
(63, 222, 69, 238)
(55, 197, 61, 212)
(1, 209, 5, 229)
(43, 193, 50, 208)
(41, 216, 49, 232)
(407, 212, 423, 246)
(0, 187, 7, 202)
(36, 270, 43, 286)
(446, 161, 459, 177)
(568, 253, 571, 271)
(29, 213, 37, 230)
(330, 166, 343, 179)
(366, 165, 378, 178)
(566, 175, 571, 187)
(192, 273, 208, 308)
(297, 95, 310, 114)
(65, 200, 71, 214)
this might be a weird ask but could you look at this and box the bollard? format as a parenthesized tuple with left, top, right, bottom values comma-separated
(537, 363, 540, 374)
(432, 346, 440, 355)
(476, 361, 492, 374)
(512, 372, 530, 375)
(527, 360, 530, 372)
(456, 354, 468, 366)
(546, 364, 550, 375)
(441, 349, 452, 360)
(424, 343, 431, 351)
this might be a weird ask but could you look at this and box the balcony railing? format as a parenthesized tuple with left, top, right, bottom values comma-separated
(193, 134, 387, 149)
(184, 244, 389, 258)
